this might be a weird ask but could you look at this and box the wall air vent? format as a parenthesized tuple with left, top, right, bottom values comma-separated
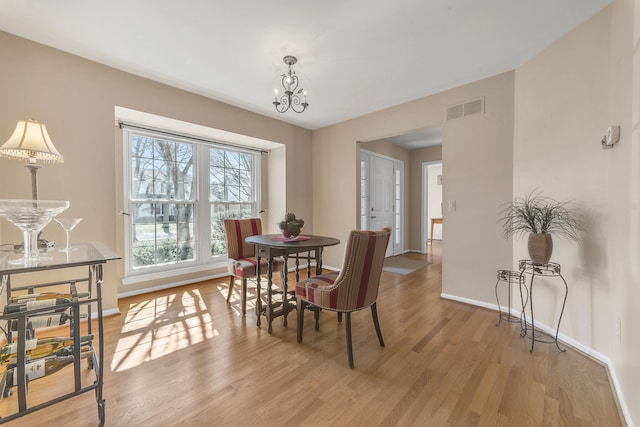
(463, 98, 484, 115)
(445, 97, 485, 121)
(446, 104, 464, 120)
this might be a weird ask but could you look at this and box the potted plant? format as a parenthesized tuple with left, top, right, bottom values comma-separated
(499, 192, 582, 265)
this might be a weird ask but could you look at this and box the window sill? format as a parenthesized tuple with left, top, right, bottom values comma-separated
(121, 261, 227, 287)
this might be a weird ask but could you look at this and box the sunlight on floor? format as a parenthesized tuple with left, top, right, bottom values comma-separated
(111, 289, 219, 372)
(221, 278, 264, 316)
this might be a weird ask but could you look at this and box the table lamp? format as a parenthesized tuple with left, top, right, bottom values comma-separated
(0, 119, 64, 199)
(0, 119, 64, 247)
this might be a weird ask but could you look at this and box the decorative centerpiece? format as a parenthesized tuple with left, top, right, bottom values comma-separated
(0, 199, 70, 265)
(278, 212, 304, 239)
(499, 192, 582, 265)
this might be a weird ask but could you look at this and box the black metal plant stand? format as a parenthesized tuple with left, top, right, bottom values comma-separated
(518, 260, 568, 353)
(494, 269, 527, 326)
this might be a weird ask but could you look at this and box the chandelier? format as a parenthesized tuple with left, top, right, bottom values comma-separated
(273, 56, 309, 114)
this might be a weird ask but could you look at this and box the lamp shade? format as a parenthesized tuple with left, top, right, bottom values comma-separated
(0, 119, 64, 163)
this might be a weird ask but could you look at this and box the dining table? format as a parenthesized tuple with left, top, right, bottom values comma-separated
(245, 234, 340, 333)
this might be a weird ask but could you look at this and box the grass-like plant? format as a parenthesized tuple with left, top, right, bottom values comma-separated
(499, 193, 582, 242)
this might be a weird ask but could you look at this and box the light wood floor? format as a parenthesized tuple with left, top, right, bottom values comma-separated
(4, 242, 624, 426)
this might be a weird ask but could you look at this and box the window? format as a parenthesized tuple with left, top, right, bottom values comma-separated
(209, 148, 257, 256)
(123, 127, 259, 277)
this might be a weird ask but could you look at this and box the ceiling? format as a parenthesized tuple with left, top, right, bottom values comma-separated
(382, 128, 443, 150)
(0, 0, 610, 133)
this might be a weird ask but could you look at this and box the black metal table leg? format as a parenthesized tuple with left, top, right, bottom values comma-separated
(518, 260, 567, 353)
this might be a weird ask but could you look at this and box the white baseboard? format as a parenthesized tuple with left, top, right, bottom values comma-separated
(440, 292, 633, 427)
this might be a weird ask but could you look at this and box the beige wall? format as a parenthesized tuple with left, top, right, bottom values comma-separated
(312, 72, 515, 302)
(514, 2, 637, 423)
(0, 31, 312, 311)
(514, 0, 612, 351)
(628, 0, 640, 417)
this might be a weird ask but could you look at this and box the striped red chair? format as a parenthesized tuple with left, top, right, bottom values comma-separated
(224, 218, 285, 316)
(295, 227, 391, 368)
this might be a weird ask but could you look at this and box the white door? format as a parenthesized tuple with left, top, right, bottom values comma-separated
(370, 155, 395, 257)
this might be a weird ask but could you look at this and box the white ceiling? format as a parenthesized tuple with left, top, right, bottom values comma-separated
(0, 0, 610, 132)
(381, 128, 443, 150)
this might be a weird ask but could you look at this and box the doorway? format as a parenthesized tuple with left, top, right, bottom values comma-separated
(422, 162, 443, 253)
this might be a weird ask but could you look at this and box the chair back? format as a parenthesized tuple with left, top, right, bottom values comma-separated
(224, 218, 262, 260)
(332, 227, 391, 311)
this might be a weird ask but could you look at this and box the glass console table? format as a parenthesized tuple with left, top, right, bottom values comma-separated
(0, 242, 119, 426)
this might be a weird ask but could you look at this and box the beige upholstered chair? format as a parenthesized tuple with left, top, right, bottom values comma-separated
(224, 218, 285, 316)
(295, 227, 391, 368)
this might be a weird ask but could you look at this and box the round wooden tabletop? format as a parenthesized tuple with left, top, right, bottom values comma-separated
(245, 234, 340, 249)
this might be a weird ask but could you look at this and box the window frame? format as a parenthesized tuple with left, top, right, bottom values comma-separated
(122, 126, 261, 280)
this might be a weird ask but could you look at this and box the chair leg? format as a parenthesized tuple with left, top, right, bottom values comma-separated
(297, 299, 304, 343)
(241, 279, 248, 316)
(345, 312, 354, 368)
(226, 276, 236, 302)
(314, 307, 320, 331)
(337, 312, 342, 323)
(371, 303, 385, 347)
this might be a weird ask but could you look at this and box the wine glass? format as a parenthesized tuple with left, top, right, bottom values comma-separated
(54, 218, 83, 252)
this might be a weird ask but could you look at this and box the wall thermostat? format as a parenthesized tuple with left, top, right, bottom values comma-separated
(602, 125, 620, 149)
